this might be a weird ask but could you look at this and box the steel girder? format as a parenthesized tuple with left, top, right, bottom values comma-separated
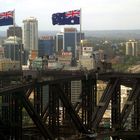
(19, 91, 54, 140)
(81, 76, 97, 130)
(1, 93, 22, 140)
(121, 81, 140, 127)
(55, 83, 90, 134)
(91, 78, 119, 129)
(111, 79, 121, 130)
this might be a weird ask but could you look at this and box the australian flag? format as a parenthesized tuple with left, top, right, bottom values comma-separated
(52, 10, 80, 25)
(0, 10, 14, 26)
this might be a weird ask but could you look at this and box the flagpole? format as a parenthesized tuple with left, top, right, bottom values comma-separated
(80, 8, 82, 56)
(13, 9, 16, 61)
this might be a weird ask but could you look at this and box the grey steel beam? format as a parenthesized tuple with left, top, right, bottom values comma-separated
(121, 81, 140, 126)
(56, 84, 90, 134)
(19, 92, 54, 140)
(91, 78, 119, 129)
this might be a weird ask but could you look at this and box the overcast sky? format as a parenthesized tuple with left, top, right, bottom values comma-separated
(0, 0, 140, 31)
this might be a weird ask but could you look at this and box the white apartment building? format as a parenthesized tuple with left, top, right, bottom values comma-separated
(126, 40, 138, 56)
(22, 17, 38, 62)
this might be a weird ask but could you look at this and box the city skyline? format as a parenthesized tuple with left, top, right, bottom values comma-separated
(0, 0, 140, 31)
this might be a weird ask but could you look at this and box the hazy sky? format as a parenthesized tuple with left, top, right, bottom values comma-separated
(0, 0, 140, 31)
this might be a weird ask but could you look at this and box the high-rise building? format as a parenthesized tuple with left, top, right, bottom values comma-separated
(0, 47, 4, 58)
(7, 26, 22, 38)
(2, 36, 24, 64)
(55, 33, 64, 54)
(126, 40, 138, 56)
(55, 28, 84, 59)
(22, 17, 38, 63)
(64, 28, 77, 58)
(38, 36, 54, 57)
(77, 32, 85, 45)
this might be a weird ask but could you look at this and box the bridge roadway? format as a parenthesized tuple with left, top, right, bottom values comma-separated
(0, 70, 140, 140)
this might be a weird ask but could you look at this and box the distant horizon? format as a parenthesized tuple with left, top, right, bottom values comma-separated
(0, 29, 140, 40)
(39, 29, 140, 31)
(0, 26, 140, 32)
(1, 28, 140, 31)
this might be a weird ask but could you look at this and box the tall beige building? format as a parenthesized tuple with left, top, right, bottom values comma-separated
(22, 17, 38, 63)
(126, 40, 138, 56)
